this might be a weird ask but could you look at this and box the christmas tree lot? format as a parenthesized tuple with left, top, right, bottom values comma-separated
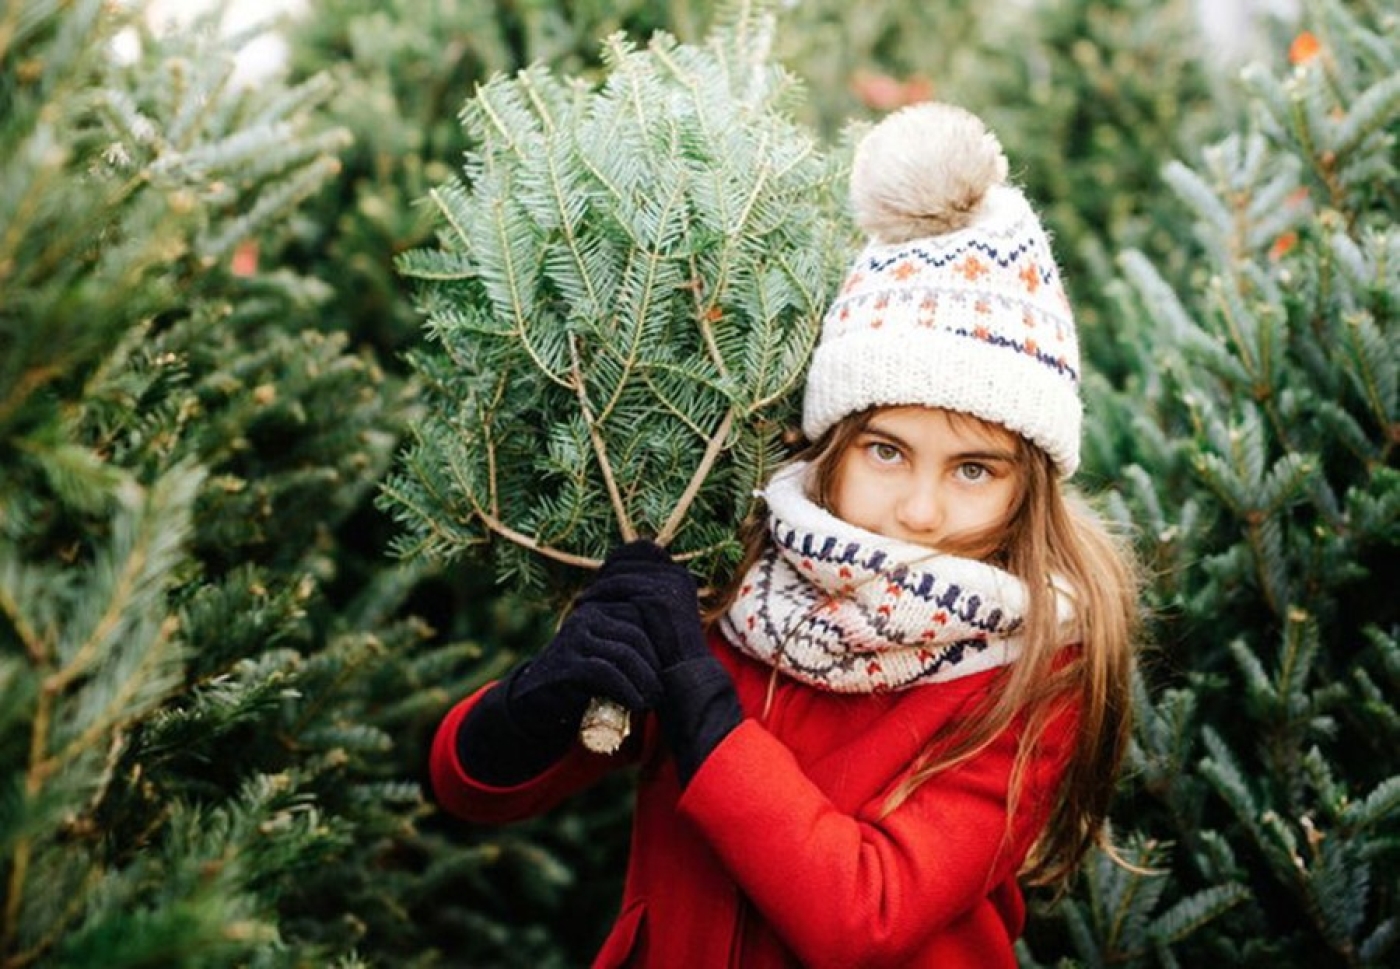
(2, 0, 1396, 966)
(0, 1, 452, 965)
(1019, 2, 1399, 964)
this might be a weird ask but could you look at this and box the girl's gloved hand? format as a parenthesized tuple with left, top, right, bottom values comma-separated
(586, 541, 743, 787)
(456, 552, 664, 786)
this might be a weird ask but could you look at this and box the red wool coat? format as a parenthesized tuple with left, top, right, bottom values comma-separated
(429, 630, 1076, 968)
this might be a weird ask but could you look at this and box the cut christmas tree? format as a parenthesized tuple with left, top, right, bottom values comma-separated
(382, 0, 851, 753)
(382, 1, 849, 602)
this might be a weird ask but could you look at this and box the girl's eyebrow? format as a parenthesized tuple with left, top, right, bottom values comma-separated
(858, 424, 912, 449)
(953, 448, 1018, 464)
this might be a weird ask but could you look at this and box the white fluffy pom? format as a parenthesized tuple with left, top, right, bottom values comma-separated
(851, 102, 1009, 244)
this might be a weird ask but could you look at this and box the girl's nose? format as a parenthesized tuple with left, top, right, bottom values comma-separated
(896, 483, 944, 535)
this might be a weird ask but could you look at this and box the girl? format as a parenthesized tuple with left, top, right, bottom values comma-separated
(429, 101, 1139, 968)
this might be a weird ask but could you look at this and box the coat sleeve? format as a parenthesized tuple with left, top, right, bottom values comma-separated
(676, 703, 1076, 968)
(428, 683, 632, 824)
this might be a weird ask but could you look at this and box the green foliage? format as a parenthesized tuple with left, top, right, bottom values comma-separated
(383, 1, 851, 594)
(771, 0, 978, 135)
(953, 0, 1228, 386)
(0, 2, 463, 965)
(1018, 836, 1250, 969)
(1024, 1, 1399, 965)
(280, 0, 712, 362)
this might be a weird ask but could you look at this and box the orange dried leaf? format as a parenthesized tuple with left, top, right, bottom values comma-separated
(851, 70, 936, 111)
(231, 240, 259, 277)
(1269, 231, 1298, 261)
(1289, 31, 1322, 65)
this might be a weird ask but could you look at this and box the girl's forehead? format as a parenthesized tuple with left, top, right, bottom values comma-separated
(865, 405, 1019, 445)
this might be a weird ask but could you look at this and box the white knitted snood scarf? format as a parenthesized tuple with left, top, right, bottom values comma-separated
(720, 462, 1076, 694)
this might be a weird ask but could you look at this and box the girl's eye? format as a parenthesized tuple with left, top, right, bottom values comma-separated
(956, 462, 989, 482)
(868, 442, 902, 464)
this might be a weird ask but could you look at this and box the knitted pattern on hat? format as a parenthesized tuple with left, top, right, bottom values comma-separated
(719, 463, 1077, 694)
(801, 102, 1083, 476)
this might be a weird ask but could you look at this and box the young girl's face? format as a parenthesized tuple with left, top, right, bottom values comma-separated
(828, 406, 1023, 558)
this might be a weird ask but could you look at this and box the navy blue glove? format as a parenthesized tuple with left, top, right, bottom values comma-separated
(456, 558, 664, 786)
(586, 541, 743, 787)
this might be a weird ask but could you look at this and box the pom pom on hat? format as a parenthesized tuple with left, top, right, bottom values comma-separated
(802, 102, 1084, 476)
(851, 102, 1010, 244)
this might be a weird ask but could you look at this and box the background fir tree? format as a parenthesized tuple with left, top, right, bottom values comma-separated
(1020, 1, 1399, 965)
(0, 2, 477, 965)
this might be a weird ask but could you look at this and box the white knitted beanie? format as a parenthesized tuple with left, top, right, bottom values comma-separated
(802, 102, 1082, 477)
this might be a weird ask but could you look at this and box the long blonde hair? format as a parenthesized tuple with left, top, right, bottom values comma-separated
(707, 408, 1139, 889)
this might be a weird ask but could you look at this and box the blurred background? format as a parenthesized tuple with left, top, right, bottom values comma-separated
(2, 1, 1394, 966)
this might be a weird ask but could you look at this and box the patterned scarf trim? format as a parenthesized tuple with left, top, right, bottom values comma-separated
(720, 462, 1076, 694)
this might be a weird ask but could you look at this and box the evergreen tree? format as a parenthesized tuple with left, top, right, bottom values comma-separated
(770, 0, 978, 136)
(381, 0, 850, 595)
(0, 3, 458, 965)
(1021, 1, 1399, 965)
(280, 0, 711, 365)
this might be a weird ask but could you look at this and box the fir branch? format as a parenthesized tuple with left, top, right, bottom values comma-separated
(471, 74, 529, 157)
(44, 486, 162, 697)
(593, 260, 651, 425)
(569, 334, 636, 541)
(639, 370, 712, 439)
(1147, 882, 1251, 948)
(425, 181, 474, 253)
(483, 374, 509, 517)
(681, 261, 731, 378)
(488, 194, 570, 390)
(1342, 311, 1395, 446)
(1283, 68, 1347, 211)
(469, 498, 601, 570)
(40, 616, 179, 785)
(6, 866, 101, 969)
(395, 247, 474, 282)
(657, 408, 736, 546)
(1, 791, 34, 956)
(609, 34, 651, 141)
(1342, 775, 1400, 833)
(750, 252, 827, 411)
(529, 98, 603, 319)
(0, 147, 106, 300)
(388, 11, 843, 587)
(517, 64, 561, 137)
(1334, 72, 1400, 165)
(163, 55, 231, 153)
(198, 150, 349, 262)
(377, 469, 467, 562)
(0, 565, 47, 669)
